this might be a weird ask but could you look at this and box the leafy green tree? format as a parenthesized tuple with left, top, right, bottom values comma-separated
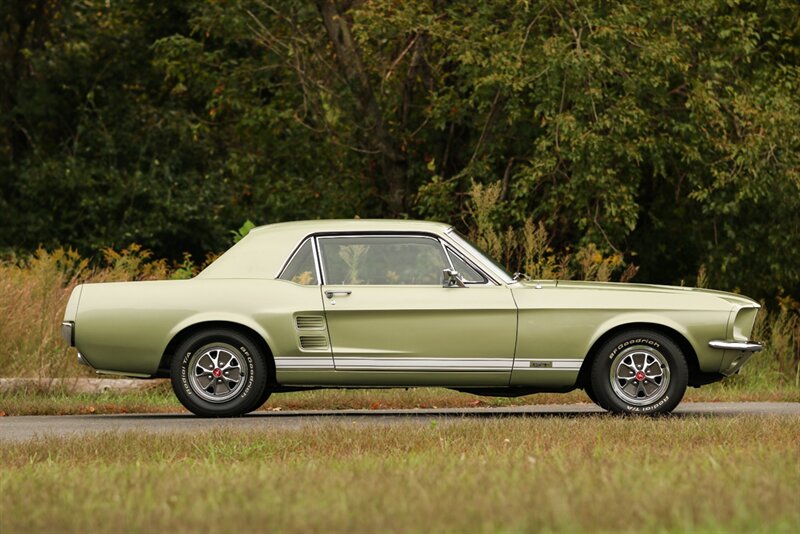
(1, 0, 798, 299)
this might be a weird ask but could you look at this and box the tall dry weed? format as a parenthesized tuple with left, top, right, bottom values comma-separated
(0, 249, 87, 382)
(0, 244, 188, 381)
(465, 181, 628, 281)
(466, 181, 505, 264)
(519, 219, 572, 280)
(746, 304, 800, 389)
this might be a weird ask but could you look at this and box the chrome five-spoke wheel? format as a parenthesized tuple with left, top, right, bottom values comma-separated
(590, 329, 688, 414)
(170, 328, 269, 417)
(188, 344, 248, 403)
(609, 347, 670, 406)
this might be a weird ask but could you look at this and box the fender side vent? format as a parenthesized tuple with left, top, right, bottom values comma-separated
(299, 335, 328, 350)
(296, 315, 325, 330)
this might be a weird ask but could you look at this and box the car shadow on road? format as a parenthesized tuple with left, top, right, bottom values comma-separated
(104, 408, 754, 421)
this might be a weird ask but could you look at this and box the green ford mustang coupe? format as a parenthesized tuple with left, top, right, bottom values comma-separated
(61, 219, 762, 416)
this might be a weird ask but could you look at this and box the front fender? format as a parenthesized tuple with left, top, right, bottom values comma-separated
(584, 312, 727, 373)
(512, 285, 731, 374)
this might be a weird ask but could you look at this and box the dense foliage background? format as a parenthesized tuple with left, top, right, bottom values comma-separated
(2, 0, 798, 300)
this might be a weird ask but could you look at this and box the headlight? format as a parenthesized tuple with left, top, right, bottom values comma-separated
(732, 307, 759, 341)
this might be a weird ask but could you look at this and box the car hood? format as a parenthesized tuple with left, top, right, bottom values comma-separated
(519, 280, 760, 309)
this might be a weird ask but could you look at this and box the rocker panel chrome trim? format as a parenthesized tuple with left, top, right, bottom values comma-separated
(334, 357, 511, 371)
(275, 356, 583, 372)
(274, 357, 334, 369)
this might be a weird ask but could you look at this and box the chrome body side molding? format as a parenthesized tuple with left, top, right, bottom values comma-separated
(274, 356, 583, 372)
(512, 358, 583, 371)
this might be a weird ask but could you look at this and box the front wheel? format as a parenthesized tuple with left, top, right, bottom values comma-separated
(590, 329, 688, 415)
(170, 328, 269, 417)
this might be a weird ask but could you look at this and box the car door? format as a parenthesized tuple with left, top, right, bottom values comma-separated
(317, 234, 517, 386)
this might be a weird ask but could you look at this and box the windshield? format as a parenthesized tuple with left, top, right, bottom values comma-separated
(446, 229, 515, 284)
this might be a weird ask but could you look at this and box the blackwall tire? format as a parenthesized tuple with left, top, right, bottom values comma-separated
(590, 329, 688, 415)
(253, 383, 273, 411)
(170, 328, 269, 417)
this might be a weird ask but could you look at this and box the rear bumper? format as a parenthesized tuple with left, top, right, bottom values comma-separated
(61, 321, 75, 346)
(709, 339, 763, 376)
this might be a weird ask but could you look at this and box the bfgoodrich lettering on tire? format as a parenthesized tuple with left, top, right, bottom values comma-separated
(590, 329, 688, 415)
(170, 328, 269, 417)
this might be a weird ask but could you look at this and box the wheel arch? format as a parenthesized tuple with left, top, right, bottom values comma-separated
(157, 320, 276, 384)
(576, 322, 702, 389)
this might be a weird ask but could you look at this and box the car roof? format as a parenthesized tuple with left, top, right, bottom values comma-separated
(249, 219, 452, 235)
(199, 219, 453, 280)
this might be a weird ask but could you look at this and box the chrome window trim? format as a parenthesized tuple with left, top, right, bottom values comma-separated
(311, 236, 324, 285)
(442, 227, 512, 284)
(276, 236, 321, 286)
(436, 236, 496, 286)
(316, 233, 458, 287)
(437, 237, 455, 273)
(278, 229, 504, 287)
(442, 244, 493, 286)
(276, 234, 310, 278)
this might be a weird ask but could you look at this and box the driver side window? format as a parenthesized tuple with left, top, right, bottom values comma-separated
(319, 235, 449, 285)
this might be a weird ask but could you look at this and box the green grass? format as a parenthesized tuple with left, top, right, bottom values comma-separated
(1, 379, 798, 417)
(0, 388, 180, 416)
(1, 416, 798, 532)
(2, 379, 799, 417)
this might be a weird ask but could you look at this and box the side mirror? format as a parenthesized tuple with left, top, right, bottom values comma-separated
(442, 268, 466, 288)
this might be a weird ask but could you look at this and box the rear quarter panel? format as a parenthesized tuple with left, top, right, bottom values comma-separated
(75, 279, 323, 375)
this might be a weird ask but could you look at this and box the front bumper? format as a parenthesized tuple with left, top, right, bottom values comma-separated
(709, 339, 763, 376)
(709, 340, 763, 352)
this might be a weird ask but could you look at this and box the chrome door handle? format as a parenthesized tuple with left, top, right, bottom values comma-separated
(324, 290, 352, 299)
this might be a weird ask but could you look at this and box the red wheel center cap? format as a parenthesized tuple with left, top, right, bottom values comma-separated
(635, 371, 645, 381)
(212, 368, 222, 378)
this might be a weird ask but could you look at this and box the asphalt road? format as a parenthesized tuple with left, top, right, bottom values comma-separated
(1, 402, 798, 443)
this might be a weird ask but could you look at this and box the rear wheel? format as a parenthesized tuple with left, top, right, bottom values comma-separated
(170, 328, 269, 417)
(590, 329, 688, 415)
(253, 383, 273, 411)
